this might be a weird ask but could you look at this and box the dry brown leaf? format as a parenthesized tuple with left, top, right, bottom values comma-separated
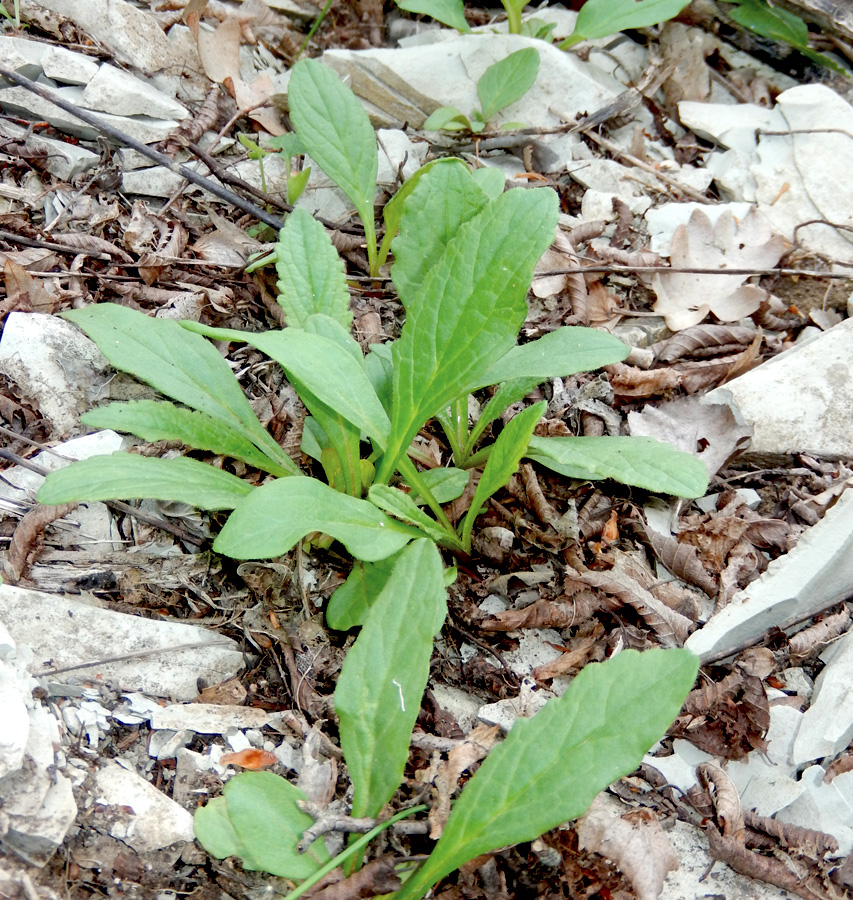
(697, 762, 744, 838)
(788, 609, 851, 658)
(2, 501, 77, 583)
(532, 634, 598, 680)
(652, 323, 759, 363)
(3, 258, 58, 315)
(51, 232, 133, 262)
(743, 809, 838, 858)
(605, 362, 682, 397)
(637, 521, 717, 597)
(577, 794, 679, 900)
(220, 748, 278, 769)
(651, 209, 787, 331)
(308, 857, 401, 900)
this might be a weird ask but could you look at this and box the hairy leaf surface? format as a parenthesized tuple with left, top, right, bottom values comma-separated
(38, 453, 253, 509)
(395, 649, 699, 900)
(526, 435, 709, 498)
(64, 304, 298, 474)
(214, 477, 415, 560)
(288, 59, 377, 233)
(335, 539, 447, 818)
(274, 207, 352, 330)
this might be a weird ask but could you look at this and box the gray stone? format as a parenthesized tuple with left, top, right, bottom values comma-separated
(1, 774, 77, 866)
(41, 46, 99, 85)
(82, 64, 188, 120)
(151, 704, 271, 734)
(0, 35, 48, 79)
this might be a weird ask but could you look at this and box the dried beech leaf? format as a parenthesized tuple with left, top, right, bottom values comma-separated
(577, 794, 678, 900)
(788, 609, 851, 658)
(743, 809, 838, 858)
(605, 362, 682, 397)
(697, 762, 744, 838)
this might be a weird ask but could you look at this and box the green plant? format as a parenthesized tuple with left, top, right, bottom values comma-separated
(423, 47, 540, 134)
(721, 0, 848, 74)
(194, 646, 698, 898)
(557, 0, 691, 48)
(38, 57, 707, 894)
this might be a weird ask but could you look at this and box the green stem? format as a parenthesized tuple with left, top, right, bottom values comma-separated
(295, 0, 333, 61)
(395, 455, 461, 547)
(503, 1, 522, 33)
(364, 217, 379, 277)
(462, 443, 493, 470)
(284, 805, 427, 900)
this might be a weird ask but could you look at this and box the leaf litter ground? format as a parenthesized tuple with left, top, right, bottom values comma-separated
(2, 2, 853, 900)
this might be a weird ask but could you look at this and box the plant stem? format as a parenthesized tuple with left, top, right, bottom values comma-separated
(502, 0, 522, 33)
(364, 217, 379, 277)
(294, 0, 333, 62)
(284, 805, 427, 900)
(395, 455, 462, 548)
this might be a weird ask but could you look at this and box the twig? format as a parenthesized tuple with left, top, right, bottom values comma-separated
(37, 639, 237, 676)
(0, 66, 287, 232)
(0, 228, 112, 261)
(538, 265, 853, 277)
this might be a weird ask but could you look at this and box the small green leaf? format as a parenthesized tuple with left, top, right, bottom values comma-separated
(288, 58, 378, 239)
(274, 207, 352, 331)
(467, 377, 541, 452)
(395, 0, 470, 31)
(63, 304, 298, 475)
(335, 539, 447, 818)
(326, 553, 401, 630)
(477, 48, 539, 123)
(461, 401, 545, 547)
(379, 185, 559, 481)
(422, 106, 472, 132)
(37, 453, 254, 510)
(265, 132, 304, 157)
(416, 466, 469, 504)
(395, 648, 699, 900)
(368, 484, 450, 544)
(82, 401, 292, 477)
(476, 327, 629, 389)
(559, 0, 691, 47)
(526, 435, 709, 498)
(197, 772, 330, 878)
(287, 166, 311, 205)
(213, 477, 416, 561)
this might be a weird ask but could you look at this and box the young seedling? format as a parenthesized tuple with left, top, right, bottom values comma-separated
(38, 59, 706, 898)
(423, 47, 539, 134)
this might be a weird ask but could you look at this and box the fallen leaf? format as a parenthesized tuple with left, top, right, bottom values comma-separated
(220, 748, 278, 769)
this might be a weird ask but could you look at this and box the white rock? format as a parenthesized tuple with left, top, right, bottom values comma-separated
(429, 684, 483, 734)
(82, 64, 188, 120)
(644, 201, 754, 256)
(707, 318, 853, 458)
(775, 765, 853, 855)
(644, 739, 713, 793)
(1, 773, 77, 866)
(93, 761, 194, 852)
(0, 35, 48, 78)
(151, 703, 271, 734)
(0, 666, 29, 780)
(678, 100, 778, 155)
(478, 676, 555, 733)
(0, 584, 245, 701)
(686, 489, 853, 664)
(41, 46, 100, 85)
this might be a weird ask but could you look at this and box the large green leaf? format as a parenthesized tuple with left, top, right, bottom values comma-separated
(378, 186, 559, 481)
(559, 0, 691, 47)
(526, 435, 709, 498)
(391, 161, 489, 308)
(476, 327, 629, 389)
(274, 207, 352, 330)
(182, 322, 390, 449)
(326, 553, 401, 630)
(477, 48, 539, 123)
(335, 539, 447, 818)
(63, 304, 298, 475)
(395, 648, 699, 900)
(37, 453, 253, 510)
(288, 58, 378, 238)
(82, 401, 292, 477)
(461, 401, 545, 548)
(213, 477, 416, 560)
(394, 0, 470, 31)
(194, 772, 329, 878)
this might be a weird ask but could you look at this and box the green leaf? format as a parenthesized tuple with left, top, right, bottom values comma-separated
(274, 207, 352, 331)
(422, 107, 472, 131)
(364, 345, 394, 414)
(195, 772, 330, 878)
(37, 453, 254, 510)
(477, 48, 539, 123)
(461, 401, 545, 547)
(378, 158, 462, 269)
(63, 304, 298, 475)
(82, 401, 292, 477)
(213, 477, 416, 560)
(288, 58, 378, 240)
(265, 132, 304, 157)
(472, 167, 506, 199)
(326, 553, 401, 630)
(559, 0, 691, 47)
(368, 484, 450, 544)
(394, 0, 470, 31)
(526, 435, 709, 498)
(335, 539, 447, 818)
(467, 377, 541, 452)
(476, 327, 629, 389)
(182, 322, 390, 449)
(391, 161, 489, 308)
(379, 185, 559, 481)
(416, 466, 469, 504)
(395, 648, 699, 900)
(287, 166, 311, 205)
